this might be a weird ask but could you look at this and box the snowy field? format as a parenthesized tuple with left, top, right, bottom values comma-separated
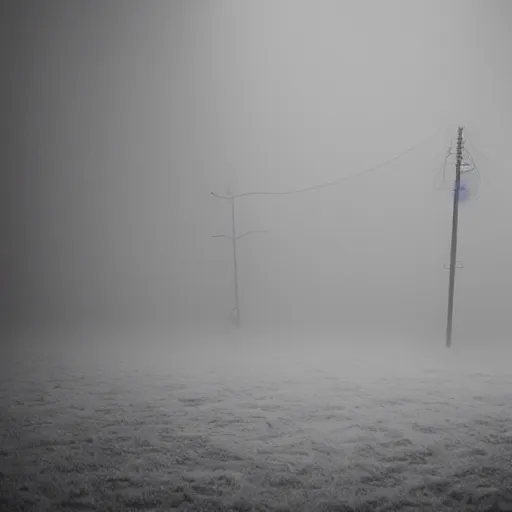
(1, 332, 512, 511)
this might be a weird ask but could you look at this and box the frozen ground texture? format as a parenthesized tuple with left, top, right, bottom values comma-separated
(1, 332, 512, 511)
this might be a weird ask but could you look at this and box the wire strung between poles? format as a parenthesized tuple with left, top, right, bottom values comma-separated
(212, 126, 446, 200)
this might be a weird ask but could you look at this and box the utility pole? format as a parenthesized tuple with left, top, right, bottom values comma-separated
(230, 191, 240, 327)
(212, 188, 267, 328)
(445, 126, 464, 348)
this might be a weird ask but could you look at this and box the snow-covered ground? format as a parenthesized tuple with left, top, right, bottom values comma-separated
(1, 332, 512, 511)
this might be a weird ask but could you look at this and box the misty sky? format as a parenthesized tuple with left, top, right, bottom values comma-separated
(4, 0, 512, 342)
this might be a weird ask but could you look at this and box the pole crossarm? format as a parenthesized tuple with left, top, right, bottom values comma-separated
(213, 230, 268, 241)
(236, 230, 268, 241)
(211, 192, 234, 200)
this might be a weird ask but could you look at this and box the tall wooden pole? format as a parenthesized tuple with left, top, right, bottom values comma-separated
(212, 189, 267, 328)
(230, 192, 240, 327)
(445, 126, 464, 348)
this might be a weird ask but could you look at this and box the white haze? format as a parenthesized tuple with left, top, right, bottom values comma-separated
(3, 0, 512, 347)
(3, 2, 512, 509)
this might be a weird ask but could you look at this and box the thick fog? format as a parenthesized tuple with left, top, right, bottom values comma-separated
(3, 0, 512, 347)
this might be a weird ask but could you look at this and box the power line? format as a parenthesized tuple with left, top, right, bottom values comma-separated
(211, 125, 447, 329)
(211, 126, 445, 200)
(463, 127, 499, 191)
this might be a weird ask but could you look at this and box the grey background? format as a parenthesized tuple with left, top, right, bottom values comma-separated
(2, 1, 511, 344)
